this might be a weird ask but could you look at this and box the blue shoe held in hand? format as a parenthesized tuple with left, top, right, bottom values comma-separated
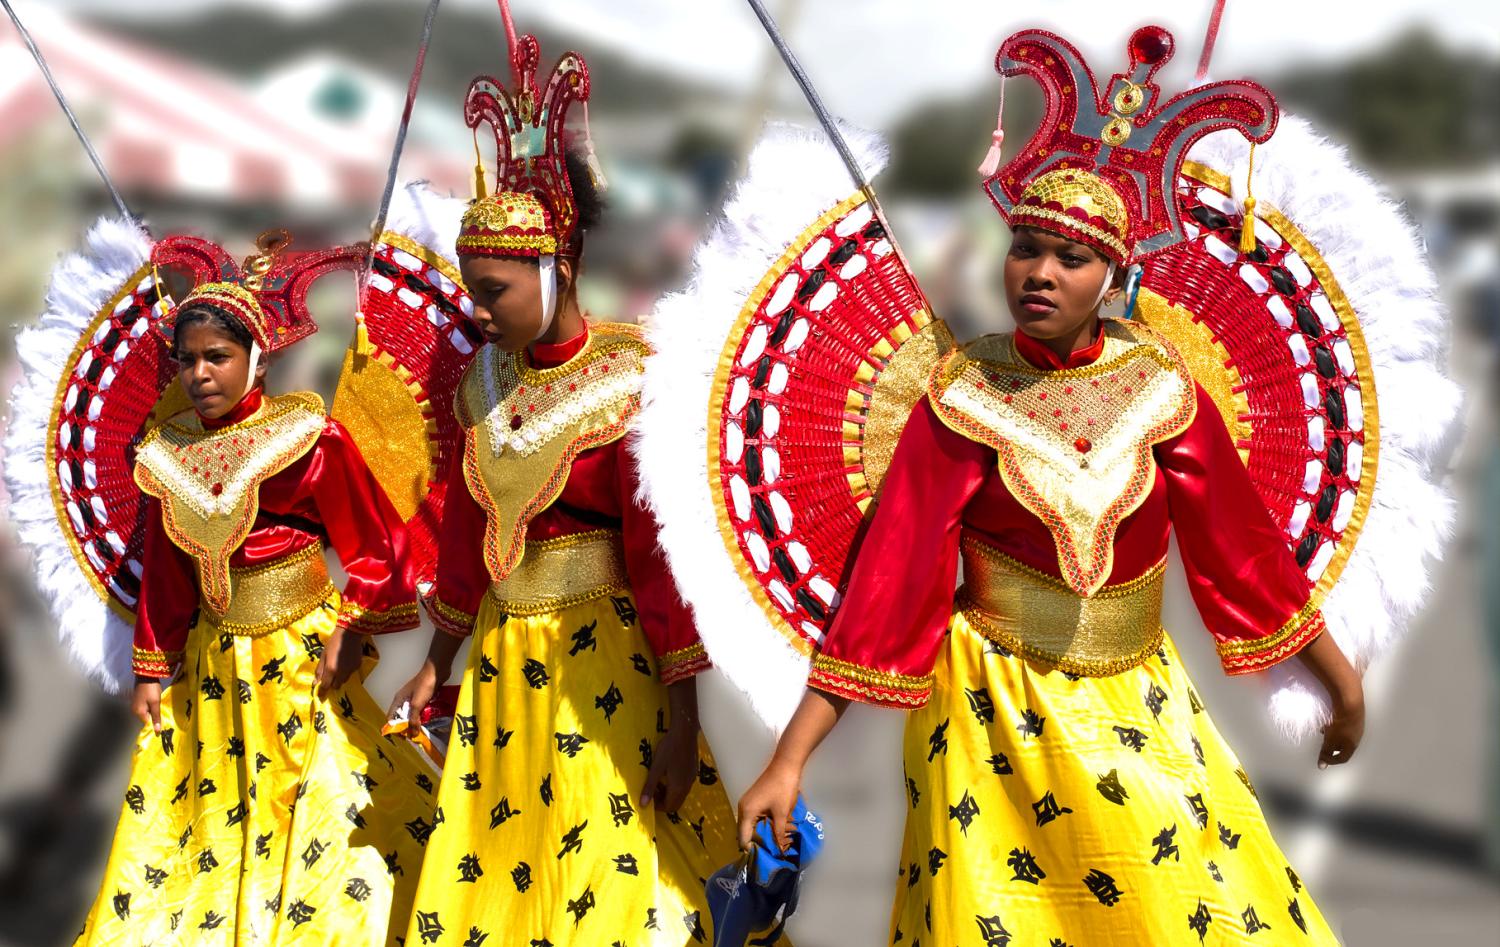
(706, 797, 825, 946)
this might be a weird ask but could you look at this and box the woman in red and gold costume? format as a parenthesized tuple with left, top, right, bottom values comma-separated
(388, 28, 740, 946)
(631, 22, 1460, 945)
(59, 232, 438, 944)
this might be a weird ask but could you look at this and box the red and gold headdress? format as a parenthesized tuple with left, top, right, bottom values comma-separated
(457, 32, 593, 260)
(983, 26, 1278, 265)
(153, 230, 361, 352)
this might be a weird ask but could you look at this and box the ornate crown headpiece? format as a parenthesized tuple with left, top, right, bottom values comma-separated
(152, 229, 361, 352)
(984, 26, 1278, 264)
(457, 33, 593, 260)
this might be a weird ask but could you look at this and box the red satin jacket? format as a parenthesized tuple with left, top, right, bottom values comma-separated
(131, 387, 419, 678)
(426, 326, 710, 684)
(809, 327, 1325, 708)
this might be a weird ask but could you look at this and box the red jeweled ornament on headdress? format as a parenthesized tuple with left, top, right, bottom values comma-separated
(985, 25, 1277, 263)
(457, 33, 592, 259)
(152, 230, 361, 352)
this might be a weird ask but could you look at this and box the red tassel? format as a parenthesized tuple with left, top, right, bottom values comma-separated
(978, 76, 1006, 177)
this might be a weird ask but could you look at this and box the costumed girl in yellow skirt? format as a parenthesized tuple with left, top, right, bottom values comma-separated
(34, 231, 438, 945)
(388, 24, 742, 947)
(731, 30, 1359, 944)
(631, 21, 1453, 947)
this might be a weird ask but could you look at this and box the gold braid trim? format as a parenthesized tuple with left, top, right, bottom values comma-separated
(134, 393, 326, 615)
(457, 325, 647, 582)
(131, 647, 181, 678)
(927, 322, 1196, 597)
(427, 595, 478, 639)
(1218, 600, 1326, 674)
(657, 642, 710, 684)
(807, 653, 934, 708)
(339, 600, 420, 634)
(1009, 205, 1129, 261)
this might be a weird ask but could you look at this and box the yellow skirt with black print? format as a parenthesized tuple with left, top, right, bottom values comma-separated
(75, 563, 436, 946)
(403, 532, 742, 947)
(889, 556, 1339, 945)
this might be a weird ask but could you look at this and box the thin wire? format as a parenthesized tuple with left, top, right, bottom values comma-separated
(1, 0, 133, 222)
(743, 0, 867, 190)
(361, 0, 442, 292)
(742, 0, 928, 308)
(1195, 0, 1229, 82)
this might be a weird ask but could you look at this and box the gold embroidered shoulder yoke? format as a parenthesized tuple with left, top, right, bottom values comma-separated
(134, 392, 327, 615)
(928, 320, 1196, 596)
(456, 323, 648, 582)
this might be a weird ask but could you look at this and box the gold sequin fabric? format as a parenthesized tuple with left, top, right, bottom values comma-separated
(199, 544, 332, 635)
(890, 619, 1338, 944)
(1012, 168, 1130, 262)
(75, 589, 437, 946)
(134, 393, 327, 614)
(456, 324, 647, 583)
(957, 533, 1165, 677)
(929, 321, 1196, 596)
(487, 529, 629, 616)
(457, 191, 557, 257)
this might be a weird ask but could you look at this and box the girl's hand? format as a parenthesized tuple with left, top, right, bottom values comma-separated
(1295, 630, 1365, 768)
(388, 660, 444, 727)
(315, 627, 369, 698)
(737, 757, 803, 852)
(642, 677, 703, 813)
(131, 677, 162, 733)
(1318, 676, 1365, 768)
(642, 718, 701, 813)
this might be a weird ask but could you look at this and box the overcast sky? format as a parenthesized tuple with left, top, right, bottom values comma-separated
(37, 0, 1500, 126)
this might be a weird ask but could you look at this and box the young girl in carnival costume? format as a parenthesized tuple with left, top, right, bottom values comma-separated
(389, 26, 743, 946)
(636, 23, 1459, 945)
(6, 226, 438, 944)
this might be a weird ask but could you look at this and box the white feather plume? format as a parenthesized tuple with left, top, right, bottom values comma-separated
(3, 216, 154, 693)
(384, 180, 468, 265)
(1189, 116, 1462, 740)
(633, 124, 890, 733)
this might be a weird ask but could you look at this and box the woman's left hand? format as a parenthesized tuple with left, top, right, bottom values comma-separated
(316, 626, 369, 699)
(642, 720, 700, 813)
(641, 678, 702, 813)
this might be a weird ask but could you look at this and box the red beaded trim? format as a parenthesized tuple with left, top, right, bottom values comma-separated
(656, 642, 711, 684)
(338, 600, 420, 635)
(807, 653, 933, 709)
(426, 595, 477, 639)
(1218, 601, 1326, 675)
(131, 647, 180, 679)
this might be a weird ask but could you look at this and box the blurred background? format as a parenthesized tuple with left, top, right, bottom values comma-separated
(0, 0, 1495, 943)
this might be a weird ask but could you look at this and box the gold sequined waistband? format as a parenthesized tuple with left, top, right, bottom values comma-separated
(957, 532, 1164, 677)
(201, 543, 334, 637)
(489, 529, 629, 617)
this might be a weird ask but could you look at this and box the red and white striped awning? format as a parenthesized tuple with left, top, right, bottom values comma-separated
(0, 7, 465, 207)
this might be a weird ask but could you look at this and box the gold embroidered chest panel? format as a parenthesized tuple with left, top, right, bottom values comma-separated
(133, 392, 326, 615)
(456, 323, 647, 582)
(929, 321, 1196, 596)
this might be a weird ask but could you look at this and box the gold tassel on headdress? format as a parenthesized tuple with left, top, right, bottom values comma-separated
(471, 128, 489, 202)
(1239, 142, 1258, 254)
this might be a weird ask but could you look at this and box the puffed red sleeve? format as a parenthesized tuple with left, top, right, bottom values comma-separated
(426, 440, 490, 638)
(1158, 382, 1326, 674)
(132, 496, 198, 678)
(619, 436, 711, 684)
(808, 398, 989, 708)
(310, 420, 419, 635)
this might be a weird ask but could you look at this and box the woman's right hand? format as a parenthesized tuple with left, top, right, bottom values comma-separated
(737, 757, 804, 853)
(388, 660, 445, 727)
(131, 677, 163, 733)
